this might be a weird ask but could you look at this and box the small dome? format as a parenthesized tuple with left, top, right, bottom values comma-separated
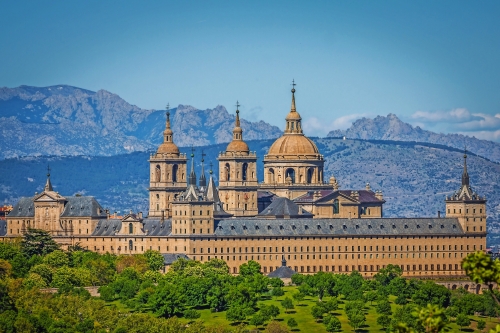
(157, 142, 179, 154)
(226, 140, 249, 153)
(267, 135, 319, 156)
(286, 110, 302, 120)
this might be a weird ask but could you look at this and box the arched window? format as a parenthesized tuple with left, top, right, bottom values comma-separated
(285, 168, 295, 183)
(129, 223, 133, 234)
(333, 199, 339, 214)
(155, 165, 161, 182)
(242, 163, 248, 181)
(225, 163, 231, 181)
(172, 164, 178, 182)
(268, 168, 275, 183)
(129, 240, 133, 250)
(307, 168, 313, 184)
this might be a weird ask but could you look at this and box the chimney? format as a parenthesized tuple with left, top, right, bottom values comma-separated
(438, 211, 441, 218)
(351, 191, 359, 200)
(138, 211, 143, 219)
(366, 183, 371, 191)
(161, 210, 165, 223)
(106, 209, 110, 219)
(114, 211, 117, 218)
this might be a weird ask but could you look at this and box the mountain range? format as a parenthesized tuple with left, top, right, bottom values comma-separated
(328, 114, 500, 163)
(0, 85, 282, 160)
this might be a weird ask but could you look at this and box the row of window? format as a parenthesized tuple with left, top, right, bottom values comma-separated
(174, 210, 211, 216)
(449, 208, 483, 214)
(191, 244, 483, 253)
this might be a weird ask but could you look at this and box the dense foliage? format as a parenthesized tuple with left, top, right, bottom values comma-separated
(1, 231, 500, 332)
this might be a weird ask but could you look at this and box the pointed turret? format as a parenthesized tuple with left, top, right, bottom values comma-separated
(189, 149, 197, 186)
(44, 165, 53, 192)
(199, 151, 207, 188)
(206, 165, 220, 203)
(225, 101, 250, 153)
(462, 151, 470, 186)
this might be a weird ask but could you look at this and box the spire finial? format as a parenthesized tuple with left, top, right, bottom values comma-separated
(189, 147, 197, 186)
(44, 164, 53, 192)
(290, 80, 296, 112)
(199, 150, 207, 187)
(235, 101, 241, 127)
(47, 164, 51, 178)
(209, 162, 213, 175)
(462, 145, 469, 186)
(165, 103, 171, 127)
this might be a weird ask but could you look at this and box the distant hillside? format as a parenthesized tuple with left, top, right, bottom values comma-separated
(327, 114, 500, 163)
(0, 85, 282, 159)
(1, 138, 498, 229)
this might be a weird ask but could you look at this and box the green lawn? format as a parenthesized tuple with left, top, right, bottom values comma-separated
(185, 287, 500, 332)
(107, 286, 500, 332)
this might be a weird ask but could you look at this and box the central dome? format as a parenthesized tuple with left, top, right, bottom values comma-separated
(267, 135, 319, 156)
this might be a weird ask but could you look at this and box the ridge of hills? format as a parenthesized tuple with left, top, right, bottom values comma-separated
(328, 113, 500, 163)
(0, 85, 282, 160)
(1, 137, 498, 231)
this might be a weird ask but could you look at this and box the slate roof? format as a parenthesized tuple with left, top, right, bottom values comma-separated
(91, 218, 172, 236)
(0, 220, 7, 236)
(8, 197, 35, 217)
(294, 190, 384, 204)
(214, 218, 465, 237)
(162, 253, 190, 265)
(268, 265, 297, 278)
(258, 197, 314, 218)
(60, 197, 107, 218)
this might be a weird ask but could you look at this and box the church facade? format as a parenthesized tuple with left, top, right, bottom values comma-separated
(1, 85, 487, 278)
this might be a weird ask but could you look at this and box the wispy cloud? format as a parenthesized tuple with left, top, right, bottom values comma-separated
(303, 113, 368, 137)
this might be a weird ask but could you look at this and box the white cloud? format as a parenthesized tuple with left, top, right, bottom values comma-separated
(410, 109, 500, 141)
(303, 113, 368, 137)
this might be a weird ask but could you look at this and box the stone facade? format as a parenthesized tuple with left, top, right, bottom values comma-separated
(1, 84, 488, 278)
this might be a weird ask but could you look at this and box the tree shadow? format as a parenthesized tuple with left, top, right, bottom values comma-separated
(296, 304, 308, 307)
(461, 329, 474, 333)
(285, 310, 297, 314)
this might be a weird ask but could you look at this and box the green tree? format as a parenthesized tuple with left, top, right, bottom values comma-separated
(477, 319, 486, 331)
(281, 297, 294, 313)
(21, 229, 60, 257)
(272, 286, 285, 299)
(270, 277, 285, 288)
(150, 282, 185, 318)
(311, 305, 324, 322)
(264, 320, 290, 333)
(292, 292, 305, 305)
(261, 304, 280, 319)
(44, 250, 69, 268)
(30, 264, 53, 285)
(455, 313, 470, 331)
(143, 250, 164, 271)
(415, 304, 447, 333)
(377, 314, 391, 329)
(374, 264, 402, 286)
(287, 317, 298, 330)
(226, 305, 247, 323)
(291, 273, 305, 285)
(412, 281, 451, 308)
(365, 290, 377, 305)
(98, 285, 115, 301)
(250, 313, 266, 328)
(376, 300, 392, 315)
(239, 260, 262, 277)
(347, 311, 365, 332)
(324, 297, 339, 313)
(0, 259, 12, 278)
(325, 315, 341, 332)
(183, 309, 201, 321)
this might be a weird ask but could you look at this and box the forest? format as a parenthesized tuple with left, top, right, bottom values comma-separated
(1, 230, 500, 333)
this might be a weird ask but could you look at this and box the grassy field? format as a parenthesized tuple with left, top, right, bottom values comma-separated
(177, 286, 500, 332)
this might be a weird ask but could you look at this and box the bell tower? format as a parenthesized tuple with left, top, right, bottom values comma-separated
(217, 102, 258, 216)
(445, 151, 487, 234)
(148, 105, 187, 218)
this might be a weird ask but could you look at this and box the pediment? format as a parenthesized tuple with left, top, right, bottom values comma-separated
(122, 214, 142, 223)
(316, 191, 358, 204)
(34, 193, 59, 202)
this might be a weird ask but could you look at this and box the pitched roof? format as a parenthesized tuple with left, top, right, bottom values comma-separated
(162, 253, 190, 265)
(0, 220, 6, 236)
(294, 190, 384, 204)
(214, 218, 465, 237)
(8, 197, 35, 217)
(60, 197, 107, 218)
(268, 266, 297, 278)
(91, 218, 172, 236)
(258, 197, 313, 218)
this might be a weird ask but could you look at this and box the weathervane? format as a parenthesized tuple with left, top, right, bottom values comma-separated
(291, 79, 296, 91)
(201, 150, 206, 162)
(235, 101, 240, 110)
(165, 103, 170, 116)
(47, 164, 51, 177)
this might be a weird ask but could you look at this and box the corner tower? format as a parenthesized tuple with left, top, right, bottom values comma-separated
(217, 102, 258, 216)
(148, 105, 187, 218)
(445, 151, 487, 234)
(261, 82, 330, 199)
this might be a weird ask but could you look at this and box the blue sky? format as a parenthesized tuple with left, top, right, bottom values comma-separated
(1, 1, 500, 140)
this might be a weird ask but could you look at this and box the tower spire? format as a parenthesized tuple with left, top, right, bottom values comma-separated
(290, 79, 297, 113)
(189, 148, 197, 186)
(462, 147, 470, 186)
(44, 164, 53, 192)
(199, 150, 207, 187)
